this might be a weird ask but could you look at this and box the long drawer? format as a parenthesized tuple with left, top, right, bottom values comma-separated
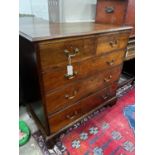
(48, 82, 117, 133)
(45, 65, 122, 115)
(42, 50, 124, 92)
(38, 36, 96, 71)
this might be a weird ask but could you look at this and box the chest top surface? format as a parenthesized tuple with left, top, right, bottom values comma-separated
(19, 17, 132, 42)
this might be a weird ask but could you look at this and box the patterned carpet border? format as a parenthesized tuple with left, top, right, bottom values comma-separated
(33, 84, 134, 155)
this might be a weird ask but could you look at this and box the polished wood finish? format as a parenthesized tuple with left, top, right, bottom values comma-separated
(19, 17, 132, 42)
(95, 0, 135, 83)
(38, 36, 95, 71)
(79, 50, 125, 77)
(95, 0, 135, 37)
(45, 66, 121, 115)
(96, 0, 128, 25)
(19, 17, 131, 146)
(124, 0, 135, 36)
(96, 31, 129, 55)
(46, 96, 117, 143)
(48, 83, 117, 133)
(42, 50, 125, 92)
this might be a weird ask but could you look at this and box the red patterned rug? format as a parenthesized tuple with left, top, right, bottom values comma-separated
(33, 87, 135, 155)
(61, 88, 135, 155)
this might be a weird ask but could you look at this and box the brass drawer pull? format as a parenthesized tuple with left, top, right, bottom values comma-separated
(106, 59, 115, 66)
(64, 71, 78, 80)
(64, 48, 79, 57)
(109, 40, 118, 48)
(65, 90, 77, 100)
(105, 6, 114, 14)
(66, 111, 78, 120)
(104, 75, 112, 82)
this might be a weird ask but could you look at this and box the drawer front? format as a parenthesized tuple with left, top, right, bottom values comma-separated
(45, 66, 122, 115)
(42, 50, 124, 92)
(42, 62, 80, 92)
(80, 50, 125, 77)
(48, 83, 117, 133)
(96, 0, 128, 25)
(96, 32, 129, 55)
(38, 36, 95, 71)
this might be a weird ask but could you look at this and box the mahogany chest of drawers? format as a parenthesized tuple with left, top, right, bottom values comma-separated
(19, 17, 131, 145)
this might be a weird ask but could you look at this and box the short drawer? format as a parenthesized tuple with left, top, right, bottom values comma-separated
(42, 50, 124, 92)
(48, 83, 117, 133)
(96, 31, 129, 55)
(38, 36, 95, 71)
(45, 65, 122, 115)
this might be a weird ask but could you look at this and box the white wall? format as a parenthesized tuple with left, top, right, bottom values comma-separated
(19, 0, 32, 15)
(19, 0, 97, 22)
(19, 0, 49, 20)
(59, 0, 97, 22)
(31, 0, 49, 20)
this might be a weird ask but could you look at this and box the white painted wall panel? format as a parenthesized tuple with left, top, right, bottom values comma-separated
(19, 0, 32, 15)
(19, 0, 97, 22)
(60, 0, 97, 22)
(19, 0, 49, 20)
(31, 0, 49, 20)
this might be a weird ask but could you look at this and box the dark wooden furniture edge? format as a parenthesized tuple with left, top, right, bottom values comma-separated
(27, 105, 49, 137)
(19, 26, 132, 42)
(27, 94, 117, 148)
(47, 96, 117, 140)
